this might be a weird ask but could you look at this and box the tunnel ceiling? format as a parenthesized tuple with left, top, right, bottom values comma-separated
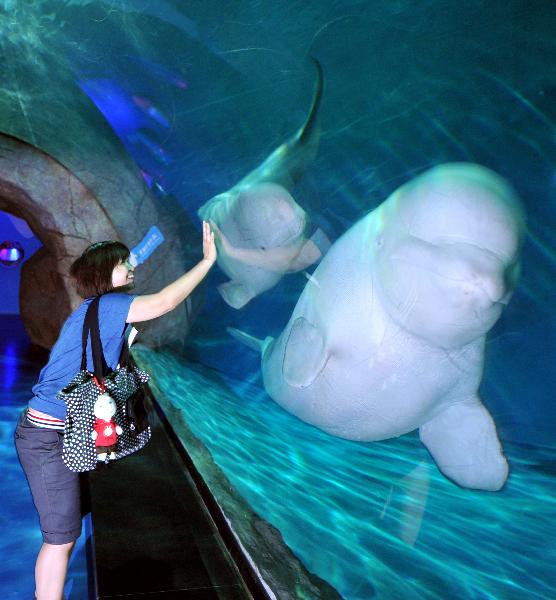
(1, 1, 554, 226)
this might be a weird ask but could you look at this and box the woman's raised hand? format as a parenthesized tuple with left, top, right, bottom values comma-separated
(209, 220, 233, 253)
(202, 220, 217, 265)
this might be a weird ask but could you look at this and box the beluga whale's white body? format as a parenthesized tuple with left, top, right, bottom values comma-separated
(198, 58, 328, 309)
(230, 163, 526, 491)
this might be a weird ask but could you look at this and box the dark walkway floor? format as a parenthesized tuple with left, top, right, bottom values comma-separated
(0, 315, 253, 599)
(88, 389, 251, 599)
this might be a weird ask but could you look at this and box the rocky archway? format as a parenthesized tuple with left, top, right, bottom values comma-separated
(0, 133, 199, 349)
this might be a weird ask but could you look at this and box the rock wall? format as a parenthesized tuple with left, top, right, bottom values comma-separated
(0, 133, 200, 350)
(0, 15, 205, 350)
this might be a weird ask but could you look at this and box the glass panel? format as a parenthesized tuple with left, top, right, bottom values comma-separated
(2, 2, 554, 598)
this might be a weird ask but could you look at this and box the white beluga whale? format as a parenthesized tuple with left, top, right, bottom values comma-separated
(198, 58, 329, 309)
(230, 163, 526, 491)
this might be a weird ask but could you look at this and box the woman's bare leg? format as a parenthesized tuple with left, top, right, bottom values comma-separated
(35, 541, 75, 600)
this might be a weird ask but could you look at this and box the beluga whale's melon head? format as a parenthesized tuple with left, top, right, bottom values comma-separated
(373, 163, 525, 349)
(232, 182, 308, 250)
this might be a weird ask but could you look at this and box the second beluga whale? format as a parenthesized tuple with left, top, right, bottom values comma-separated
(198, 58, 329, 309)
(230, 163, 526, 491)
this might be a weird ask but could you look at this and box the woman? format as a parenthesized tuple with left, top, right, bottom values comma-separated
(15, 221, 216, 600)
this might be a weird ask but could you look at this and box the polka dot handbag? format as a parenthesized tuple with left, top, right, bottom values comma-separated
(58, 296, 151, 473)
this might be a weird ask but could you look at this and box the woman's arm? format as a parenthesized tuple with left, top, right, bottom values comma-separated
(127, 221, 216, 323)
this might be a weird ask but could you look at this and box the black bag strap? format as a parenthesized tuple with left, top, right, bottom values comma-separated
(81, 296, 111, 382)
(80, 297, 96, 371)
(118, 330, 132, 370)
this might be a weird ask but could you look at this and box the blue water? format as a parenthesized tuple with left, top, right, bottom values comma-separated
(134, 347, 556, 600)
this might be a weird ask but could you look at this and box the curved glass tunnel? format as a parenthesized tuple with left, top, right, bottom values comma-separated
(1, 2, 555, 599)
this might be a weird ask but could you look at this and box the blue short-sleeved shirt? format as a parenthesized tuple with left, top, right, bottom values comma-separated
(28, 293, 137, 420)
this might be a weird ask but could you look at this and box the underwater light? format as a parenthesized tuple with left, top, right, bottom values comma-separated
(0, 240, 24, 267)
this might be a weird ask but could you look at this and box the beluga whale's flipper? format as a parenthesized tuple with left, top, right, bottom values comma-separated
(419, 396, 509, 491)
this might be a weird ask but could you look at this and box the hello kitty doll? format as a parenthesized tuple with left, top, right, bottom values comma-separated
(92, 393, 122, 461)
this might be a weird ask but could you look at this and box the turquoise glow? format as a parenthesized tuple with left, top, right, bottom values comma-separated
(135, 347, 556, 600)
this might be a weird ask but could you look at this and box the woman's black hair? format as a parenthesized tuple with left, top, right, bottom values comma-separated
(70, 240, 130, 298)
